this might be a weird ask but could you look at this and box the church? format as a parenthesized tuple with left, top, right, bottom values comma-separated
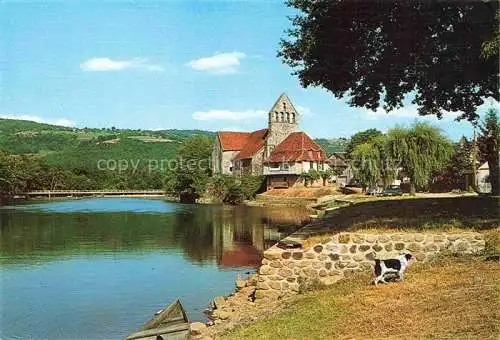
(212, 93, 328, 189)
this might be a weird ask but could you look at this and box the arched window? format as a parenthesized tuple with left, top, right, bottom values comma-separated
(291, 113, 295, 123)
(286, 112, 290, 122)
(280, 112, 284, 122)
(274, 111, 278, 122)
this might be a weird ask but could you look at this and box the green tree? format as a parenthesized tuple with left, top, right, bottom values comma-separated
(345, 129, 383, 158)
(164, 135, 213, 199)
(280, 0, 499, 121)
(477, 108, 499, 195)
(386, 122, 453, 195)
(351, 135, 395, 190)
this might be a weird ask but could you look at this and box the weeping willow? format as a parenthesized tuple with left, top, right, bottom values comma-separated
(387, 122, 453, 194)
(351, 135, 396, 189)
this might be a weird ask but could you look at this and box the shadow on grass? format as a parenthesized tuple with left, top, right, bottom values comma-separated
(314, 196, 499, 232)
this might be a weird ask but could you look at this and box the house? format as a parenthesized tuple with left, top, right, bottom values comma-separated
(476, 161, 492, 193)
(212, 93, 328, 189)
(326, 152, 353, 186)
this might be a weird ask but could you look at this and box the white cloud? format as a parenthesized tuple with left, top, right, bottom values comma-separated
(220, 126, 245, 131)
(186, 52, 246, 74)
(192, 109, 266, 121)
(80, 58, 164, 72)
(0, 113, 76, 127)
(296, 105, 314, 116)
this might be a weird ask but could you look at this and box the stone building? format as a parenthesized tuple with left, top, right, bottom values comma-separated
(212, 93, 328, 189)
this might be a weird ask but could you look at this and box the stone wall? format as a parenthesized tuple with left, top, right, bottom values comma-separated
(255, 231, 485, 299)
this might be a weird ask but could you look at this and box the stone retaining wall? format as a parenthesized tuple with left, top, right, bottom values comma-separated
(255, 231, 485, 299)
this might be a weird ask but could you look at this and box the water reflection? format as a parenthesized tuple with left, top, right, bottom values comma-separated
(0, 199, 311, 339)
(0, 199, 310, 268)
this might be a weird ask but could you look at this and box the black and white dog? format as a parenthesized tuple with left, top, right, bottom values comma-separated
(373, 253, 413, 285)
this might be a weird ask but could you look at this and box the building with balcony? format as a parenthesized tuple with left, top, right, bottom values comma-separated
(212, 93, 328, 189)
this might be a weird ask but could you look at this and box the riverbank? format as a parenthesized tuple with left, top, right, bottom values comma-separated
(192, 196, 499, 339)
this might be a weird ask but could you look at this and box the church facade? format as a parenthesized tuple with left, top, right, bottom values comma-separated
(212, 93, 328, 189)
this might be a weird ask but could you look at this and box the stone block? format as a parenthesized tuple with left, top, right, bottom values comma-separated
(395, 242, 405, 250)
(407, 243, 421, 252)
(378, 235, 390, 243)
(447, 234, 459, 241)
(403, 234, 414, 242)
(325, 262, 332, 270)
(318, 254, 328, 261)
(365, 235, 377, 243)
(415, 253, 426, 261)
(319, 269, 328, 277)
(259, 265, 272, 275)
(286, 277, 296, 283)
(305, 252, 316, 259)
(326, 244, 339, 252)
(372, 244, 383, 252)
(365, 252, 376, 261)
(292, 252, 303, 260)
(329, 253, 340, 261)
(353, 254, 364, 262)
(340, 245, 349, 254)
(190, 322, 207, 336)
(286, 261, 296, 269)
(349, 245, 357, 253)
(313, 245, 324, 253)
(268, 281, 282, 290)
(270, 261, 283, 268)
(279, 268, 293, 277)
(359, 245, 371, 252)
(257, 282, 269, 290)
(282, 252, 291, 259)
(302, 268, 318, 277)
(384, 243, 393, 252)
(391, 234, 402, 241)
(264, 251, 282, 260)
(352, 235, 364, 243)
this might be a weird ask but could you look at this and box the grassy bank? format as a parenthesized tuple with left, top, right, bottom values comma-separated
(224, 252, 499, 339)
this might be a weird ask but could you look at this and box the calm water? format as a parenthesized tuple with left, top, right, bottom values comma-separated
(0, 198, 309, 340)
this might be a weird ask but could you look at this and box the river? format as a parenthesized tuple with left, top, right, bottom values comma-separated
(0, 197, 310, 339)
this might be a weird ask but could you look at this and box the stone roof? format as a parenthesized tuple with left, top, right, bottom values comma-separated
(265, 132, 327, 163)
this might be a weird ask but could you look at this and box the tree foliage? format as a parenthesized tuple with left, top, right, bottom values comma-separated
(351, 135, 395, 189)
(164, 135, 213, 198)
(386, 122, 453, 194)
(345, 129, 383, 158)
(280, 0, 499, 121)
(477, 108, 499, 195)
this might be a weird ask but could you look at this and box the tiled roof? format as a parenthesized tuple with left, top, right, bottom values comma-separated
(266, 132, 328, 163)
(217, 131, 251, 151)
(234, 129, 268, 160)
(327, 154, 348, 167)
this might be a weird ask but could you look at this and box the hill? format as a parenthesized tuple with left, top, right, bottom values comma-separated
(0, 119, 215, 190)
(314, 138, 348, 155)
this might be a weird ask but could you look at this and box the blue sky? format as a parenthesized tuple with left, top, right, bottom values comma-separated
(1, 1, 498, 140)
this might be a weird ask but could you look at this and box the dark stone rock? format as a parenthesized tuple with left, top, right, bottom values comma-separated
(328, 253, 340, 261)
(359, 245, 371, 252)
(395, 242, 405, 250)
(365, 252, 376, 261)
(313, 245, 324, 253)
(325, 262, 332, 270)
(292, 252, 303, 260)
(372, 244, 383, 252)
(282, 251, 291, 259)
(349, 245, 357, 253)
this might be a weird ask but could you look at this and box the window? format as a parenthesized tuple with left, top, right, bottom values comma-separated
(280, 112, 284, 122)
(229, 167, 233, 172)
(286, 112, 290, 122)
(281, 163, 290, 170)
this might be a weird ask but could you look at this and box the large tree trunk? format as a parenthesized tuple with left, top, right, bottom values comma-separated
(490, 162, 499, 196)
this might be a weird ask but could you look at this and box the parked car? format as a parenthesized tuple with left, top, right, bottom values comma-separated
(381, 185, 403, 196)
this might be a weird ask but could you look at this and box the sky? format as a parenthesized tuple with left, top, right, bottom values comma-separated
(1, 1, 498, 141)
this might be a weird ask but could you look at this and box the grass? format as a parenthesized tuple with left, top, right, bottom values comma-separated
(223, 251, 500, 339)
